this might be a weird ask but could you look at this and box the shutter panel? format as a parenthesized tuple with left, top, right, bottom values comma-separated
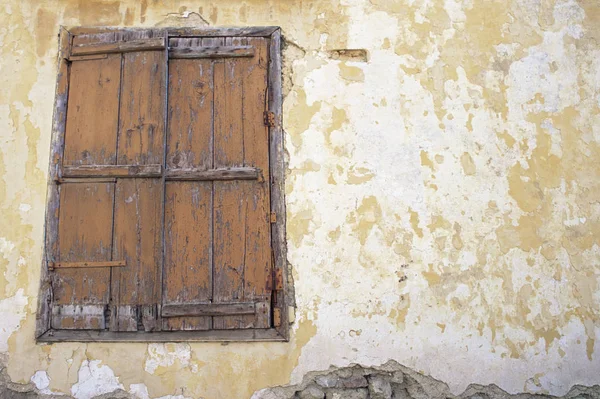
(163, 38, 214, 331)
(52, 37, 121, 330)
(51, 31, 166, 332)
(161, 36, 272, 330)
(111, 31, 167, 332)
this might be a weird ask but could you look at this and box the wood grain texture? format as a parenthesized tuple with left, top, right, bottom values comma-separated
(165, 167, 259, 181)
(70, 26, 279, 38)
(167, 48, 213, 170)
(112, 179, 162, 331)
(63, 164, 162, 178)
(53, 183, 114, 329)
(163, 44, 214, 331)
(52, 305, 106, 330)
(63, 54, 120, 166)
(117, 50, 165, 166)
(162, 302, 257, 317)
(38, 327, 285, 342)
(71, 37, 166, 56)
(267, 29, 289, 340)
(167, 26, 279, 38)
(49, 261, 126, 270)
(169, 46, 254, 59)
(111, 45, 166, 332)
(163, 182, 212, 331)
(37, 27, 71, 338)
(240, 36, 271, 329)
(212, 36, 246, 329)
(212, 37, 272, 329)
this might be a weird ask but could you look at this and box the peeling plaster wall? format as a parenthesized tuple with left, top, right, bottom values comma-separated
(0, 0, 599, 398)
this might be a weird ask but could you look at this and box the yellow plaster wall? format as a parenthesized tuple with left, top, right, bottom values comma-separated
(0, 0, 599, 398)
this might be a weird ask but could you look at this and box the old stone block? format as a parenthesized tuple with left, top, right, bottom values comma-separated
(325, 388, 368, 399)
(369, 375, 392, 399)
(315, 374, 339, 388)
(338, 372, 368, 388)
(391, 371, 404, 384)
(298, 384, 325, 399)
(335, 368, 354, 379)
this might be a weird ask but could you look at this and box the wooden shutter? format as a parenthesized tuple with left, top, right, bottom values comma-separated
(161, 36, 272, 330)
(51, 30, 167, 331)
(45, 28, 277, 336)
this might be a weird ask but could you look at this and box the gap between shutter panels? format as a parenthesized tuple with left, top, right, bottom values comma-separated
(50, 30, 277, 334)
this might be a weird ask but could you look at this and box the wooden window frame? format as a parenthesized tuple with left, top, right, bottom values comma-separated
(35, 26, 289, 342)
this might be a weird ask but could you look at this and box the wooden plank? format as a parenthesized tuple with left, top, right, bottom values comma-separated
(163, 182, 212, 331)
(69, 26, 279, 38)
(52, 183, 114, 330)
(37, 27, 71, 338)
(166, 37, 211, 331)
(68, 54, 108, 61)
(166, 49, 213, 170)
(38, 327, 285, 342)
(169, 46, 255, 59)
(57, 178, 116, 184)
(52, 305, 106, 330)
(117, 50, 165, 165)
(240, 36, 272, 329)
(268, 29, 289, 340)
(62, 53, 121, 167)
(165, 167, 259, 181)
(49, 261, 126, 270)
(112, 179, 162, 331)
(212, 36, 247, 330)
(71, 37, 166, 56)
(168, 26, 279, 38)
(63, 164, 162, 178)
(111, 46, 165, 332)
(162, 37, 215, 331)
(162, 302, 257, 317)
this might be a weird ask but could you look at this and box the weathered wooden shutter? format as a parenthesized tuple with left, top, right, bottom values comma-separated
(48, 29, 274, 334)
(161, 36, 272, 330)
(51, 30, 167, 331)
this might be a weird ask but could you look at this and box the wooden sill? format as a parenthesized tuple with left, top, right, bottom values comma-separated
(37, 328, 287, 343)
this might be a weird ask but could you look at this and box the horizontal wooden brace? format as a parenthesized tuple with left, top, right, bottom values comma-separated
(169, 45, 255, 59)
(166, 167, 259, 181)
(68, 54, 109, 62)
(70, 37, 166, 56)
(49, 261, 126, 271)
(55, 177, 117, 184)
(38, 328, 286, 342)
(162, 302, 258, 317)
(62, 164, 162, 178)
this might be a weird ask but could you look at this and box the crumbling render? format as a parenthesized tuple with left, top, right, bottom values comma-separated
(250, 361, 600, 399)
(2, 358, 599, 399)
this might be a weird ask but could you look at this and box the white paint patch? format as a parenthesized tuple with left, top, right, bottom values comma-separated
(71, 360, 124, 399)
(129, 383, 150, 399)
(0, 288, 27, 352)
(18, 203, 31, 213)
(145, 343, 191, 374)
(31, 370, 50, 390)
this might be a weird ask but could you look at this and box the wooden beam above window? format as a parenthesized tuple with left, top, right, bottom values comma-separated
(169, 45, 255, 59)
(70, 37, 166, 56)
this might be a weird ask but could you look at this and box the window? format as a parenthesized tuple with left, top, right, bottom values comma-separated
(35, 26, 287, 341)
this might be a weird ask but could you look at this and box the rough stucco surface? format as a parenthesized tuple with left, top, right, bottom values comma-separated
(0, 0, 599, 398)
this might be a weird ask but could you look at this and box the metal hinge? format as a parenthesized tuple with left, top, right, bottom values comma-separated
(264, 111, 275, 127)
(270, 212, 277, 223)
